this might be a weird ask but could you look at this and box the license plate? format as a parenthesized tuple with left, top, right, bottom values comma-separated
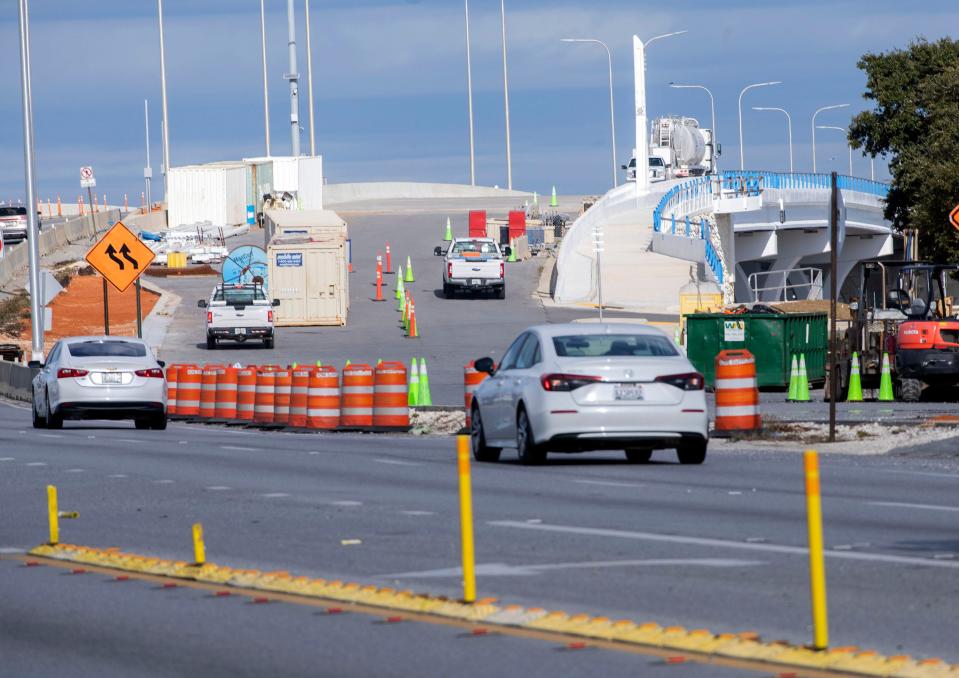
(471, 279, 482, 285)
(236, 327, 246, 335)
(614, 383, 644, 400)
(102, 372, 122, 385)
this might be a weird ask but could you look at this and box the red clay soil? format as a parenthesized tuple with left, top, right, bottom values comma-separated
(20, 273, 159, 353)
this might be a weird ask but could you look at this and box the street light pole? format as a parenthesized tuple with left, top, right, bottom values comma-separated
(738, 81, 781, 171)
(817, 125, 852, 176)
(669, 83, 717, 173)
(633, 30, 687, 196)
(144, 99, 153, 210)
(259, 0, 271, 156)
(18, 0, 42, 361)
(286, 0, 301, 157)
(811, 104, 849, 173)
(464, 0, 475, 186)
(157, 0, 171, 200)
(561, 38, 617, 187)
(752, 106, 793, 172)
(499, 0, 512, 190)
(305, 0, 316, 157)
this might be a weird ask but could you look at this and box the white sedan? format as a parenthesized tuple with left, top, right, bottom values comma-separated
(30, 336, 167, 430)
(469, 323, 708, 465)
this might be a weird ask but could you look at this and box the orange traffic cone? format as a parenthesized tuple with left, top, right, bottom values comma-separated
(123, 193, 128, 211)
(56, 195, 62, 217)
(408, 297, 418, 338)
(78, 195, 85, 216)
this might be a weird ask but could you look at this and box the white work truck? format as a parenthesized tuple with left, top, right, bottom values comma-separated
(434, 237, 509, 299)
(197, 283, 279, 349)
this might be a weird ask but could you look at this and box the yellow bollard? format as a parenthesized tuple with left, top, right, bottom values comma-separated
(804, 449, 829, 650)
(47, 485, 59, 545)
(457, 435, 476, 603)
(192, 522, 206, 566)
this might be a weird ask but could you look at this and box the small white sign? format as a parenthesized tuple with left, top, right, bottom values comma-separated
(723, 320, 745, 342)
(80, 166, 96, 188)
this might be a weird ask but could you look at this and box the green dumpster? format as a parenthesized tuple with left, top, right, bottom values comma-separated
(685, 312, 827, 389)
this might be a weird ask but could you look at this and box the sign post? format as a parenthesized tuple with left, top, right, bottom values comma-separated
(85, 221, 155, 336)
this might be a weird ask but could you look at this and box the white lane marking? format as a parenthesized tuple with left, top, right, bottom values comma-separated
(221, 445, 261, 452)
(876, 469, 959, 480)
(401, 510, 435, 516)
(0, 457, 14, 461)
(206, 486, 231, 491)
(64, 468, 84, 473)
(330, 500, 362, 507)
(178, 441, 188, 445)
(0, 547, 26, 554)
(573, 479, 645, 489)
(87, 436, 96, 439)
(107, 474, 128, 479)
(373, 458, 422, 467)
(728, 491, 743, 495)
(261, 493, 290, 498)
(489, 520, 959, 570)
(308, 451, 321, 455)
(868, 500, 959, 513)
(37, 434, 63, 439)
(383, 558, 764, 579)
(115, 439, 142, 444)
(25, 462, 47, 467)
(154, 479, 174, 484)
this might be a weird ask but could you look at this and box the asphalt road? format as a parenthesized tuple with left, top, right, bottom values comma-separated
(2, 399, 958, 676)
(148, 200, 666, 406)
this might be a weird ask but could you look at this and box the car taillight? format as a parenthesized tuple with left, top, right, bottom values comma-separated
(57, 368, 88, 379)
(500, 262, 505, 278)
(267, 310, 274, 322)
(448, 263, 453, 278)
(207, 311, 213, 323)
(654, 372, 704, 391)
(540, 373, 602, 391)
(135, 368, 164, 378)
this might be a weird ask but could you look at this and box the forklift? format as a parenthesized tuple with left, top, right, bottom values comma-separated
(831, 261, 959, 401)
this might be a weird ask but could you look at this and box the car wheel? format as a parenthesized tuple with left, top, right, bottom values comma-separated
(677, 439, 707, 465)
(134, 418, 151, 430)
(625, 448, 652, 463)
(900, 378, 921, 402)
(264, 337, 275, 349)
(206, 336, 216, 350)
(443, 283, 451, 299)
(46, 393, 63, 430)
(516, 407, 545, 465)
(470, 405, 501, 462)
(497, 285, 506, 300)
(32, 397, 46, 429)
(151, 413, 168, 431)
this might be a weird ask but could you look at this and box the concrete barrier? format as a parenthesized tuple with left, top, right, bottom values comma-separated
(0, 360, 34, 402)
(323, 182, 531, 205)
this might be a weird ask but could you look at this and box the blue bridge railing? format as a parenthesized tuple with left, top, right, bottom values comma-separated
(719, 170, 889, 198)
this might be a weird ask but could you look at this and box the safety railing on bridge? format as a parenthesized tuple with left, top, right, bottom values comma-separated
(720, 170, 889, 199)
(652, 176, 713, 234)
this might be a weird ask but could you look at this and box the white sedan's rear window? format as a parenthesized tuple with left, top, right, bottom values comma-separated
(67, 340, 147, 358)
(553, 334, 678, 358)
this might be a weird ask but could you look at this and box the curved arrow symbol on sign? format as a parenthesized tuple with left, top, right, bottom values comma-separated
(120, 244, 139, 269)
(105, 244, 124, 270)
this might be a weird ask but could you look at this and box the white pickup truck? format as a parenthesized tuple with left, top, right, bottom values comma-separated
(434, 237, 509, 299)
(197, 283, 279, 349)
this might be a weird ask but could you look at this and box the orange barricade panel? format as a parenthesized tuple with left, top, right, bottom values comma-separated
(289, 368, 312, 427)
(373, 361, 408, 429)
(308, 366, 340, 430)
(714, 349, 761, 431)
(341, 364, 374, 428)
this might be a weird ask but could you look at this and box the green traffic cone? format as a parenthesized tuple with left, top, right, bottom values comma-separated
(847, 352, 863, 402)
(550, 185, 558, 207)
(418, 358, 433, 406)
(398, 288, 407, 314)
(376, 358, 383, 366)
(405, 256, 415, 283)
(315, 360, 322, 367)
(533, 191, 538, 206)
(395, 264, 405, 300)
(408, 358, 419, 406)
(787, 355, 799, 401)
(444, 217, 453, 241)
(507, 239, 517, 263)
(878, 352, 894, 401)
(798, 354, 810, 402)
(344, 360, 351, 368)
(292, 362, 298, 369)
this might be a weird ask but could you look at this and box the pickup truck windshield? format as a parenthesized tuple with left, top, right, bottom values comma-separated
(214, 287, 267, 305)
(0, 207, 27, 217)
(553, 334, 679, 358)
(451, 241, 499, 256)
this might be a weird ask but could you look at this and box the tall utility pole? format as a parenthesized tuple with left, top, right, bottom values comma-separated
(828, 172, 838, 442)
(464, 0, 475, 185)
(18, 0, 42, 361)
(260, 0, 271, 156)
(561, 38, 617, 187)
(286, 0, 301, 157)
(144, 100, 153, 210)
(157, 0, 171, 199)
(305, 0, 316, 157)
(499, 0, 512, 190)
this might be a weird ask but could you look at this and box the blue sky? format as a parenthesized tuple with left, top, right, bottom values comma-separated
(0, 0, 956, 203)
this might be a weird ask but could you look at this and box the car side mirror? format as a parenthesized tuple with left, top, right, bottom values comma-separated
(502, 246, 512, 258)
(27, 360, 42, 369)
(157, 360, 166, 368)
(197, 299, 207, 308)
(272, 299, 281, 307)
(474, 357, 495, 375)
(433, 246, 443, 256)
(716, 143, 722, 156)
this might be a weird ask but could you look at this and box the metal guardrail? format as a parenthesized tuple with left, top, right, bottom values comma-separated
(748, 267, 823, 302)
(719, 170, 889, 198)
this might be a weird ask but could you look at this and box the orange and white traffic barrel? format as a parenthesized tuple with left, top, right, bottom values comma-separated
(215, 366, 239, 420)
(464, 361, 490, 429)
(254, 368, 277, 424)
(714, 349, 761, 432)
(177, 366, 203, 416)
(200, 365, 223, 419)
(341, 363, 374, 428)
(307, 366, 340, 430)
(289, 367, 312, 427)
(373, 361, 409, 428)
(273, 369, 292, 425)
(236, 366, 257, 421)
(166, 364, 181, 415)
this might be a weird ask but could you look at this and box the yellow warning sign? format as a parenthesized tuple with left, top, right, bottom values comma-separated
(85, 221, 155, 292)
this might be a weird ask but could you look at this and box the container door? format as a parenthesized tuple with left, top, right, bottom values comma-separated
(307, 250, 339, 321)
(272, 251, 307, 323)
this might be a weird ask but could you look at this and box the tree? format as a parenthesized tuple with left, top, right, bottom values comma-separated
(849, 38, 959, 263)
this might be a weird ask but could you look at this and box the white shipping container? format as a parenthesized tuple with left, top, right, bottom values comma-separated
(268, 238, 348, 326)
(264, 209, 347, 247)
(168, 163, 248, 228)
(297, 156, 324, 209)
(272, 157, 299, 193)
